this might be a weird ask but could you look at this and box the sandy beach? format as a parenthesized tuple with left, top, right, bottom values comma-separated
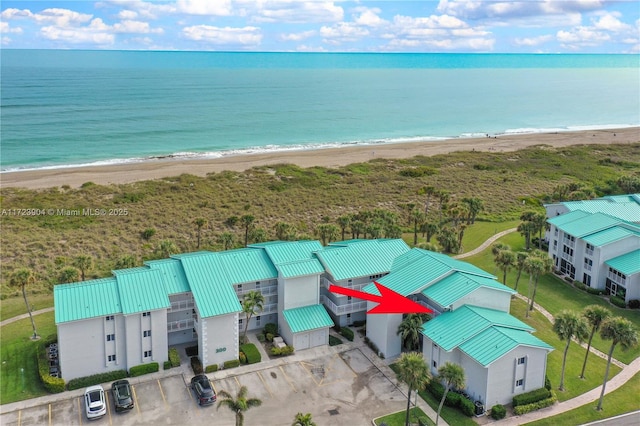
(1, 127, 638, 190)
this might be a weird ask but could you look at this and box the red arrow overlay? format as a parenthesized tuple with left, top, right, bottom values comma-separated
(329, 281, 432, 314)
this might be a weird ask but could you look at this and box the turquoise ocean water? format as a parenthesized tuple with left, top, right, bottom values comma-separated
(1, 50, 638, 172)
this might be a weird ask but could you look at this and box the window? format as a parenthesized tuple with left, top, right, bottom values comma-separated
(347, 296, 352, 302)
(108, 354, 116, 362)
(106, 334, 115, 342)
(255, 282, 261, 289)
(143, 330, 151, 338)
(238, 319, 243, 325)
(237, 284, 243, 291)
(105, 315, 114, 321)
(255, 316, 261, 326)
(142, 311, 151, 317)
(583, 273, 592, 287)
(143, 350, 152, 358)
(517, 357, 526, 365)
(516, 379, 524, 387)
(432, 361, 437, 368)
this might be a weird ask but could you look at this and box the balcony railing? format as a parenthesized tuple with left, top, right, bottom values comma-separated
(169, 299, 194, 312)
(562, 237, 575, 248)
(320, 278, 368, 292)
(236, 284, 278, 297)
(607, 272, 626, 286)
(168, 318, 194, 332)
(561, 252, 573, 263)
(321, 295, 367, 315)
(583, 263, 592, 271)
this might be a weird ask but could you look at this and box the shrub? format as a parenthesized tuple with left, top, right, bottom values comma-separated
(459, 397, 475, 417)
(573, 281, 586, 291)
(163, 361, 172, 370)
(329, 335, 343, 346)
(266, 332, 275, 342)
(129, 362, 159, 377)
(490, 404, 506, 420)
(610, 296, 627, 308)
(444, 391, 460, 407)
(513, 392, 557, 415)
(67, 370, 128, 391)
(140, 228, 156, 240)
(513, 387, 551, 407)
(223, 359, 241, 369)
(340, 327, 354, 341)
(205, 364, 218, 373)
(169, 347, 181, 367)
(240, 343, 261, 364)
(587, 287, 605, 295)
(352, 320, 366, 327)
(264, 323, 278, 336)
(190, 357, 203, 374)
(185, 346, 198, 357)
(36, 335, 65, 393)
(427, 380, 445, 401)
(545, 375, 552, 391)
(256, 333, 266, 342)
(239, 352, 247, 364)
(628, 299, 640, 309)
(270, 345, 294, 356)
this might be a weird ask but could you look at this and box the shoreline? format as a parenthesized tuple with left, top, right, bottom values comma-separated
(1, 127, 638, 190)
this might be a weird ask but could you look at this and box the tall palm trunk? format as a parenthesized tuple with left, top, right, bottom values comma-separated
(596, 342, 616, 410)
(559, 338, 570, 390)
(404, 385, 412, 426)
(436, 386, 449, 425)
(580, 328, 596, 379)
(22, 285, 38, 339)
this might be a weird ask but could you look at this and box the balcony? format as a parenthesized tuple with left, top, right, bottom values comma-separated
(561, 252, 574, 263)
(607, 272, 627, 286)
(169, 299, 194, 312)
(321, 295, 367, 315)
(320, 278, 368, 292)
(167, 318, 194, 332)
(236, 284, 278, 297)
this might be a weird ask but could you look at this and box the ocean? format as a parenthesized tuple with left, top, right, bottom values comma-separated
(1, 50, 638, 172)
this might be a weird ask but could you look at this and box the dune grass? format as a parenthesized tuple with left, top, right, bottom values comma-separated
(0, 311, 56, 404)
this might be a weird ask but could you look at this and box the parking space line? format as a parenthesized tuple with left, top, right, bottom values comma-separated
(17, 410, 21, 426)
(279, 366, 297, 393)
(105, 390, 113, 426)
(131, 385, 141, 416)
(339, 353, 359, 378)
(157, 379, 168, 408)
(234, 376, 241, 388)
(48, 403, 51, 426)
(300, 361, 320, 386)
(256, 371, 273, 398)
(77, 397, 83, 424)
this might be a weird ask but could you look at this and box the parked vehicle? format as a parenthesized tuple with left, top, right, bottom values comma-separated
(84, 385, 107, 419)
(112, 379, 134, 412)
(190, 374, 216, 406)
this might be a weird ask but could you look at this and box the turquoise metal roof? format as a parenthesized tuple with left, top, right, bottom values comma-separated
(422, 272, 514, 308)
(582, 226, 640, 247)
(112, 267, 150, 275)
(458, 326, 553, 367)
(363, 248, 495, 296)
(547, 210, 591, 227)
(277, 259, 325, 278)
(251, 240, 324, 265)
(551, 212, 623, 238)
(115, 269, 171, 315)
(145, 258, 191, 294)
(605, 249, 640, 276)
(176, 253, 242, 318)
(316, 239, 410, 281)
(563, 195, 640, 223)
(282, 304, 334, 333)
(217, 248, 278, 283)
(421, 305, 533, 352)
(54, 278, 121, 324)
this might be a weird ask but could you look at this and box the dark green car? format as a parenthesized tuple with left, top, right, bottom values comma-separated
(111, 380, 134, 412)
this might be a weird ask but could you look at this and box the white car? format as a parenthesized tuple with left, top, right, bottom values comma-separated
(84, 385, 107, 419)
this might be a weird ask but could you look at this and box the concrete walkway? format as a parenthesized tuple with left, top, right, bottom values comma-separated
(0, 307, 54, 327)
(454, 228, 518, 260)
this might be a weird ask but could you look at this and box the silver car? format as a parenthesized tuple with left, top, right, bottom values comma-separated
(84, 385, 107, 419)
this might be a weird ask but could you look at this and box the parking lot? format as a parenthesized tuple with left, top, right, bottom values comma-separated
(1, 348, 408, 425)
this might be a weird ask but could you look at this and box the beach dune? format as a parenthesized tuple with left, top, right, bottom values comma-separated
(1, 127, 638, 190)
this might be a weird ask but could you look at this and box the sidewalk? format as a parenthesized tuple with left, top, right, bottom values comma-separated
(0, 307, 54, 327)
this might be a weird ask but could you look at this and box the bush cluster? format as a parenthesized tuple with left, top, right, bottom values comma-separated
(363, 336, 381, 357)
(329, 335, 343, 346)
(205, 364, 218, 373)
(36, 335, 65, 393)
(629, 299, 640, 309)
(190, 357, 203, 374)
(512, 387, 552, 407)
(264, 323, 278, 336)
(168, 347, 181, 367)
(129, 362, 159, 377)
(352, 320, 366, 327)
(573, 281, 605, 295)
(610, 296, 627, 308)
(240, 343, 261, 364)
(426, 381, 474, 417)
(340, 327, 354, 341)
(513, 392, 557, 415)
(490, 404, 506, 420)
(545, 375, 552, 391)
(270, 345, 294, 356)
(223, 359, 241, 369)
(163, 361, 172, 370)
(67, 370, 128, 391)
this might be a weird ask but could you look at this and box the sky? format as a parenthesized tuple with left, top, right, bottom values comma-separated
(1, 1, 639, 53)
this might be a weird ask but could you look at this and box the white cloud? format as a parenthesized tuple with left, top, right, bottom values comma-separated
(514, 34, 554, 46)
(437, 0, 606, 20)
(34, 8, 93, 26)
(557, 26, 611, 48)
(117, 10, 138, 20)
(394, 14, 468, 30)
(113, 20, 163, 34)
(244, 0, 344, 24)
(320, 22, 369, 43)
(0, 21, 23, 34)
(40, 18, 115, 45)
(592, 12, 631, 32)
(1, 8, 34, 20)
(177, 0, 232, 16)
(280, 30, 316, 41)
(182, 25, 262, 46)
(354, 8, 386, 27)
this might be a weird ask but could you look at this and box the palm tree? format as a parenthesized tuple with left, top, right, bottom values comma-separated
(241, 291, 265, 342)
(436, 362, 465, 426)
(495, 249, 516, 286)
(418, 185, 435, 215)
(9, 268, 39, 339)
(336, 215, 352, 241)
(553, 310, 589, 391)
(115, 254, 137, 270)
(155, 239, 178, 258)
(410, 208, 426, 245)
(248, 227, 269, 244)
(350, 220, 365, 239)
(461, 197, 484, 224)
(193, 217, 207, 249)
(531, 212, 547, 249)
(274, 221, 296, 241)
(59, 266, 80, 283)
(396, 352, 430, 426)
(596, 317, 638, 411)
(524, 251, 552, 317)
(422, 221, 439, 243)
(73, 255, 93, 281)
(217, 385, 262, 426)
(240, 214, 255, 247)
(217, 232, 236, 251)
(518, 211, 538, 250)
(397, 313, 430, 351)
(315, 224, 339, 245)
(580, 305, 611, 379)
(292, 412, 316, 426)
(513, 252, 528, 292)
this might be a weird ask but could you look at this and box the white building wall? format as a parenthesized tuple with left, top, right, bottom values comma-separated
(451, 288, 512, 313)
(124, 310, 168, 369)
(485, 346, 548, 408)
(365, 303, 403, 358)
(459, 352, 488, 404)
(200, 313, 239, 368)
(283, 275, 319, 310)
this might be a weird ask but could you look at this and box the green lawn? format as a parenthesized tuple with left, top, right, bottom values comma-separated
(0, 311, 56, 404)
(463, 232, 640, 364)
(1, 293, 55, 322)
(374, 407, 434, 426)
(459, 219, 520, 254)
(510, 298, 621, 402)
(525, 372, 640, 426)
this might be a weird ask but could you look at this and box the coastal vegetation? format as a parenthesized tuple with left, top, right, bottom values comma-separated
(1, 142, 638, 297)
